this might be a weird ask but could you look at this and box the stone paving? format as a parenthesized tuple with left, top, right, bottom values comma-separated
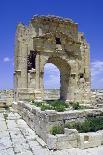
(1, 108, 103, 155)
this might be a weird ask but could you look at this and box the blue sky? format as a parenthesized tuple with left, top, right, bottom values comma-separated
(0, 0, 103, 89)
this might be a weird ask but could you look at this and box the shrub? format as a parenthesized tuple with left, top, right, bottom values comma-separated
(32, 101, 42, 107)
(36, 100, 68, 112)
(50, 125, 64, 135)
(65, 116, 103, 133)
(40, 104, 53, 111)
(65, 121, 79, 129)
(32, 100, 82, 112)
(50, 100, 68, 112)
(87, 116, 103, 132)
(54, 104, 66, 112)
(79, 120, 91, 133)
(69, 102, 81, 110)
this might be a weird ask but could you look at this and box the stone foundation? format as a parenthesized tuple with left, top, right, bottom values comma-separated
(14, 101, 103, 150)
(47, 129, 103, 150)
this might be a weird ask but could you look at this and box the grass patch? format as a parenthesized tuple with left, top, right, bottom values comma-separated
(32, 100, 85, 112)
(50, 116, 103, 135)
(69, 102, 81, 110)
(40, 104, 53, 111)
(50, 125, 64, 135)
(65, 116, 103, 133)
(32, 100, 69, 112)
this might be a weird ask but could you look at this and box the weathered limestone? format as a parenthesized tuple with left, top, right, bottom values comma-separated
(91, 89, 103, 107)
(14, 15, 91, 103)
(79, 132, 102, 149)
(44, 89, 60, 100)
(13, 15, 103, 151)
(0, 90, 14, 107)
(47, 129, 79, 150)
(1, 108, 103, 154)
(15, 101, 103, 150)
(0, 99, 7, 108)
(47, 129, 103, 150)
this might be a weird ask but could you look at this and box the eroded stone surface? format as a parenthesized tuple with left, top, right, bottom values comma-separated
(0, 90, 14, 107)
(16, 101, 103, 148)
(1, 108, 103, 155)
(14, 15, 91, 103)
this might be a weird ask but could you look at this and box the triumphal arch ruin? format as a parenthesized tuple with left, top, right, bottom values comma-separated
(14, 15, 91, 103)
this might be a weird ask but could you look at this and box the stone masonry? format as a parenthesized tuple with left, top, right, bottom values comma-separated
(15, 101, 103, 150)
(0, 90, 14, 107)
(1, 108, 103, 155)
(14, 15, 91, 103)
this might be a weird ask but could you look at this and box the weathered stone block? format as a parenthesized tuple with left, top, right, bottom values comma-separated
(78, 132, 102, 149)
(47, 134, 57, 150)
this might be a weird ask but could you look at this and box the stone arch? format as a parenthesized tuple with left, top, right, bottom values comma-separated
(14, 15, 91, 103)
(40, 56, 71, 101)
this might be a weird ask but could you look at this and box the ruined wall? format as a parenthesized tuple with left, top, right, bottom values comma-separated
(14, 15, 91, 103)
(44, 89, 60, 100)
(16, 101, 103, 150)
(0, 89, 14, 106)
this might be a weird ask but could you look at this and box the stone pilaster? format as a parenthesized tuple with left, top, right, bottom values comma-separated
(20, 43, 28, 88)
(35, 53, 43, 101)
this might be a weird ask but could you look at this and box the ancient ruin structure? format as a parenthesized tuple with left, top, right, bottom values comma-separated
(14, 15, 91, 103)
(0, 89, 14, 107)
(13, 16, 103, 151)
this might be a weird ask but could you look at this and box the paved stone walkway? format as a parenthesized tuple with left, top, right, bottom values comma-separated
(1, 108, 103, 155)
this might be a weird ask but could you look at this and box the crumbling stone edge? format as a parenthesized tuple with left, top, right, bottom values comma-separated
(13, 101, 103, 150)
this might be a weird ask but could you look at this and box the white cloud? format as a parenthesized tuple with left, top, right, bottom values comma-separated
(3, 57, 10, 62)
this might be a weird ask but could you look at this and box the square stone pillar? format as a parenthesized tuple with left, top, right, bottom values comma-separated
(35, 53, 43, 101)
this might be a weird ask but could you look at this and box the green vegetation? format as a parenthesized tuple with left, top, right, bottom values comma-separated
(65, 116, 103, 133)
(40, 104, 53, 111)
(50, 125, 64, 135)
(49, 100, 68, 112)
(32, 100, 69, 112)
(69, 102, 81, 110)
(32, 100, 83, 112)
(50, 116, 103, 135)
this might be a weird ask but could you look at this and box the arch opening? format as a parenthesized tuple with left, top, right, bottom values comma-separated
(43, 57, 71, 101)
(43, 63, 60, 100)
